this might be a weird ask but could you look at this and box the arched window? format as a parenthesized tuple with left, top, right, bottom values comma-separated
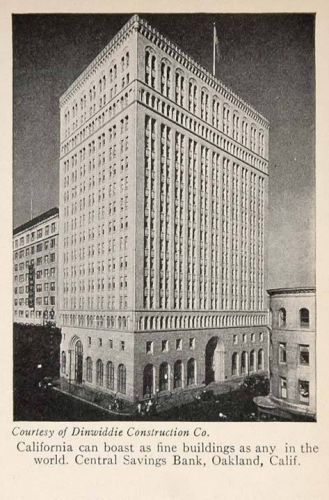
(86, 357, 93, 383)
(232, 352, 238, 376)
(212, 98, 220, 129)
(159, 362, 169, 392)
(300, 308, 310, 327)
(233, 113, 240, 141)
(96, 359, 104, 386)
(175, 70, 184, 106)
(187, 358, 196, 386)
(200, 88, 209, 121)
(249, 350, 256, 372)
(223, 104, 230, 135)
(143, 364, 154, 397)
(279, 308, 286, 327)
(117, 364, 126, 394)
(257, 349, 264, 370)
(174, 360, 183, 389)
(160, 59, 171, 98)
(145, 49, 156, 89)
(61, 351, 66, 374)
(241, 351, 248, 375)
(188, 79, 197, 113)
(106, 361, 114, 390)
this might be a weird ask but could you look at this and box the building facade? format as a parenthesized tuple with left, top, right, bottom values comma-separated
(255, 287, 316, 420)
(13, 208, 59, 325)
(59, 15, 270, 402)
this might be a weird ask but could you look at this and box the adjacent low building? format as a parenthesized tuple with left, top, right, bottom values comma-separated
(255, 287, 316, 420)
(13, 208, 59, 325)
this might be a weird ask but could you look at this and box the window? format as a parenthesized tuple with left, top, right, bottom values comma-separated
(106, 361, 114, 390)
(299, 345, 310, 365)
(96, 359, 104, 386)
(233, 334, 238, 345)
(98, 338, 102, 347)
(176, 338, 182, 350)
(37, 229, 43, 238)
(61, 351, 66, 374)
(280, 377, 287, 399)
(232, 352, 238, 376)
(257, 348, 264, 370)
(249, 350, 256, 372)
(120, 341, 125, 351)
(279, 308, 286, 327)
(189, 338, 195, 349)
(86, 357, 93, 382)
(159, 362, 169, 391)
(187, 358, 196, 386)
(161, 340, 168, 352)
(251, 333, 255, 342)
(109, 339, 113, 349)
(117, 364, 126, 394)
(146, 341, 153, 354)
(279, 342, 287, 363)
(243, 334, 247, 343)
(241, 351, 248, 374)
(300, 308, 310, 328)
(173, 360, 183, 389)
(88, 336, 91, 347)
(298, 380, 309, 404)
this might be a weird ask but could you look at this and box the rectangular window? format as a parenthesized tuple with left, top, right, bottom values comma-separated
(109, 339, 113, 349)
(176, 338, 182, 350)
(298, 380, 309, 404)
(146, 341, 153, 353)
(161, 340, 168, 352)
(37, 229, 43, 238)
(121, 341, 125, 351)
(280, 377, 287, 399)
(50, 296, 55, 305)
(299, 345, 310, 365)
(98, 338, 102, 347)
(233, 334, 238, 345)
(279, 342, 287, 363)
(189, 338, 195, 349)
(88, 336, 91, 346)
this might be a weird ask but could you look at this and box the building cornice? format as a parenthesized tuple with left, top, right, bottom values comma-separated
(13, 207, 59, 236)
(267, 287, 316, 296)
(60, 14, 269, 129)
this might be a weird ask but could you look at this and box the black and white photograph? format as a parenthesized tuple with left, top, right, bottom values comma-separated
(12, 12, 316, 423)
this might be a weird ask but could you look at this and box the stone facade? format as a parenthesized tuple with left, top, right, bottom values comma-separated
(59, 15, 270, 402)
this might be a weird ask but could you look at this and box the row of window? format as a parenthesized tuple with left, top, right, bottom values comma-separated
(231, 349, 264, 376)
(278, 343, 310, 365)
(14, 223, 57, 249)
(280, 377, 310, 405)
(144, 48, 266, 155)
(277, 307, 310, 328)
(14, 296, 55, 306)
(145, 337, 195, 354)
(14, 239, 56, 259)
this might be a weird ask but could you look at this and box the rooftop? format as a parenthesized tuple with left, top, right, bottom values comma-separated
(13, 207, 59, 236)
(60, 14, 269, 127)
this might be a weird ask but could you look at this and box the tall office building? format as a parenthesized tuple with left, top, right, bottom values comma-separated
(13, 207, 59, 325)
(59, 15, 270, 402)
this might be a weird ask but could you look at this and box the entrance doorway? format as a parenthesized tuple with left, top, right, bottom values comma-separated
(205, 337, 225, 385)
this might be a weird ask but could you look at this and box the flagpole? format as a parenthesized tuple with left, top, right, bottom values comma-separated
(213, 23, 216, 76)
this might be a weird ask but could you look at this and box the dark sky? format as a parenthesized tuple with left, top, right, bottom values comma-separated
(13, 13, 315, 290)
